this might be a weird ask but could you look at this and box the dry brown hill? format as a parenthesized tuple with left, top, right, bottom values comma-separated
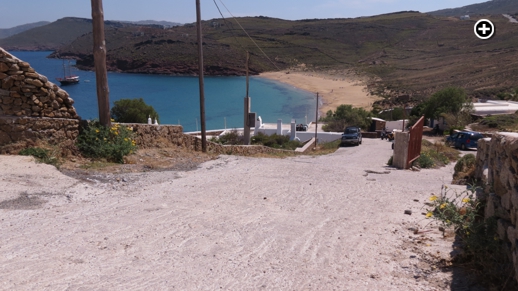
(0, 21, 50, 39)
(50, 13, 518, 100)
(428, 0, 518, 16)
(2, 12, 518, 101)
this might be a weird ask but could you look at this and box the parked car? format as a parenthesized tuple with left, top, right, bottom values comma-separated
(296, 124, 308, 131)
(341, 126, 362, 146)
(445, 131, 484, 150)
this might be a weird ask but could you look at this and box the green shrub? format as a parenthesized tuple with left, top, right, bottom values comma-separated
(76, 121, 137, 163)
(19, 147, 60, 167)
(418, 140, 459, 169)
(320, 139, 340, 150)
(479, 113, 518, 131)
(454, 154, 476, 173)
(453, 153, 477, 183)
(425, 186, 510, 287)
(387, 155, 393, 166)
(320, 104, 372, 132)
(424, 149, 449, 166)
(215, 129, 244, 145)
(251, 133, 303, 150)
(110, 98, 159, 124)
(414, 151, 434, 168)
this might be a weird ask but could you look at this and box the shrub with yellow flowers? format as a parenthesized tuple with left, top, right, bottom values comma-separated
(425, 184, 507, 285)
(425, 185, 479, 237)
(76, 120, 137, 163)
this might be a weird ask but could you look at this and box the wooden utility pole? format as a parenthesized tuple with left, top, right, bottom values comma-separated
(314, 92, 319, 147)
(196, 0, 207, 152)
(244, 51, 251, 145)
(91, 0, 111, 127)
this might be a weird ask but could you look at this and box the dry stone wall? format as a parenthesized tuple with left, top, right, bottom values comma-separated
(0, 47, 80, 150)
(0, 117, 80, 155)
(0, 48, 78, 119)
(475, 133, 518, 282)
(129, 123, 300, 156)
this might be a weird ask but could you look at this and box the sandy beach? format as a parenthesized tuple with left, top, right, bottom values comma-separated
(260, 71, 379, 115)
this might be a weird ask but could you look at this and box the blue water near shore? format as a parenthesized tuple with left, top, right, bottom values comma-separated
(9, 51, 317, 132)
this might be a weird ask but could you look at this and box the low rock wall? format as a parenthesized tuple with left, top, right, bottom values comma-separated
(0, 116, 80, 155)
(475, 133, 518, 282)
(129, 123, 299, 156)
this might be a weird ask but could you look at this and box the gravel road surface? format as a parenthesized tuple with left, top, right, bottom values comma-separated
(1, 138, 467, 290)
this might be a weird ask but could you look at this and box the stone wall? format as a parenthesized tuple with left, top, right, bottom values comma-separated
(0, 48, 81, 151)
(0, 48, 78, 119)
(0, 116, 80, 155)
(475, 133, 518, 282)
(129, 123, 300, 156)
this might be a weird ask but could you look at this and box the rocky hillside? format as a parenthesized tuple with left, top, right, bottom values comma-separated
(0, 18, 177, 51)
(48, 13, 518, 101)
(3, 11, 518, 101)
(0, 18, 93, 51)
(0, 21, 50, 39)
(428, 0, 518, 16)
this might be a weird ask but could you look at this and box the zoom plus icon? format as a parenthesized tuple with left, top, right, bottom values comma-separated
(474, 19, 494, 40)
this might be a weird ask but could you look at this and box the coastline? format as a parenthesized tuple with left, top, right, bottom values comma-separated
(259, 71, 378, 116)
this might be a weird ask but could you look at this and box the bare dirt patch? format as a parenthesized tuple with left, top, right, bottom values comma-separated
(0, 139, 488, 290)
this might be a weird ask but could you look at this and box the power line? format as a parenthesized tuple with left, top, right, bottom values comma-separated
(213, 0, 280, 70)
(212, 0, 246, 51)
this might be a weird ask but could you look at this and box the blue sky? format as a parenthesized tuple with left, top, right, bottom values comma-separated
(1, 0, 487, 28)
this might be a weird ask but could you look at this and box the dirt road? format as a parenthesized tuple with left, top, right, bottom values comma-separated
(0, 139, 462, 290)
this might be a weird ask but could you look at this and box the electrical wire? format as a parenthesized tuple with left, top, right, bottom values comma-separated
(213, 0, 280, 70)
(212, 0, 246, 51)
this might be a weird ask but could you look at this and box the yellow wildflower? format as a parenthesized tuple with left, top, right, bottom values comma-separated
(440, 203, 447, 209)
(429, 195, 438, 201)
(426, 212, 433, 218)
(110, 118, 115, 122)
(446, 220, 450, 224)
(124, 138, 128, 142)
(95, 129, 100, 133)
(462, 198, 470, 203)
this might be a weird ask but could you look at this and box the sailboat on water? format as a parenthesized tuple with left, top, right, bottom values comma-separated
(56, 59, 79, 85)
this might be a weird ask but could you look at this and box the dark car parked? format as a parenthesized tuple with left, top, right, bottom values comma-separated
(446, 131, 484, 150)
(341, 126, 362, 146)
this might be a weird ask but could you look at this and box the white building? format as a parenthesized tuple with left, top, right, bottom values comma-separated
(472, 100, 518, 116)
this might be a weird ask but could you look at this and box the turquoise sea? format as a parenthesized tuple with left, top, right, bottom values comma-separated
(9, 51, 317, 132)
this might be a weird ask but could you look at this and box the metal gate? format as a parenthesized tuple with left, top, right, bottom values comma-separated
(406, 116, 425, 169)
